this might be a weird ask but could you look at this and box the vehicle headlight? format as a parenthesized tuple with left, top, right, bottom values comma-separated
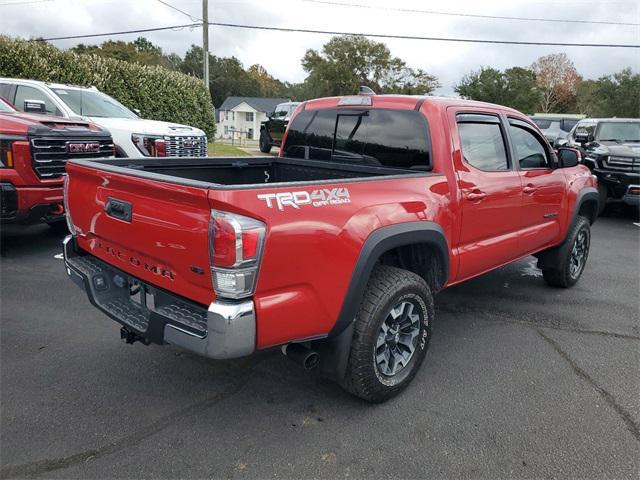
(0, 140, 14, 168)
(131, 134, 166, 157)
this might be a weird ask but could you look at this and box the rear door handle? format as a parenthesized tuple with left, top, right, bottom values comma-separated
(466, 190, 487, 201)
(523, 185, 537, 194)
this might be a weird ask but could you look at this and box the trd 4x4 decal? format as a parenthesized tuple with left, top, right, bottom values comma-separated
(257, 187, 350, 210)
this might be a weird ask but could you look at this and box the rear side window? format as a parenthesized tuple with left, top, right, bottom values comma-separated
(282, 109, 431, 170)
(457, 115, 509, 171)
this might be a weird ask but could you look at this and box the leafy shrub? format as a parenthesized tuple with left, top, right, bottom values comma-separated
(0, 36, 215, 136)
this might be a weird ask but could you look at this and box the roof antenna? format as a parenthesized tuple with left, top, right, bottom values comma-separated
(359, 86, 376, 96)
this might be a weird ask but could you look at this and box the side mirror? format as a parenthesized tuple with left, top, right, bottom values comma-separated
(23, 99, 47, 114)
(133, 108, 141, 117)
(556, 147, 581, 168)
(575, 131, 592, 144)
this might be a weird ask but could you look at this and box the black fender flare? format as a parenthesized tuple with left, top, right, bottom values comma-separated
(314, 221, 449, 380)
(536, 187, 598, 270)
(570, 187, 599, 226)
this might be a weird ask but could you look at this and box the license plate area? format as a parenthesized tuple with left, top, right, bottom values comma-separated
(129, 280, 156, 311)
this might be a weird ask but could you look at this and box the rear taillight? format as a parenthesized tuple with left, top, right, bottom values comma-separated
(209, 210, 265, 299)
(0, 140, 14, 168)
(63, 175, 76, 236)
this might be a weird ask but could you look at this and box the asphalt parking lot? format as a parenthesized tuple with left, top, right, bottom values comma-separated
(1, 209, 639, 479)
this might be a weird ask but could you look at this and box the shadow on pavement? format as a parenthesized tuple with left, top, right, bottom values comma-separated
(0, 223, 68, 259)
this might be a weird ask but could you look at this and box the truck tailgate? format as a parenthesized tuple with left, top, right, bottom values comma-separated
(65, 162, 214, 306)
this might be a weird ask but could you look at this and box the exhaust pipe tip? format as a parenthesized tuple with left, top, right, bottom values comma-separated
(282, 343, 319, 370)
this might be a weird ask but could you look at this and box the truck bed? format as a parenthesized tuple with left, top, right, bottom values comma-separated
(70, 156, 427, 189)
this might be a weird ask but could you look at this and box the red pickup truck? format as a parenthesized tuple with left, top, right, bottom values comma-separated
(63, 94, 598, 402)
(0, 97, 113, 226)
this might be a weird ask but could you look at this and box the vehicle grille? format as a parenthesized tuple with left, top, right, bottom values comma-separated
(604, 156, 640, 172)
(30, 136, 114, 178)
(165, 135, 207, 157)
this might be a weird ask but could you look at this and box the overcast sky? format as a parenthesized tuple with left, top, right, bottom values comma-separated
(2, 0, 639, 95)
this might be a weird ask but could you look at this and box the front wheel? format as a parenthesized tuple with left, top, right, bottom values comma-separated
(542, 216, 591, 288)
(340, 265, 434, 403)
(259, 130, 272, 153)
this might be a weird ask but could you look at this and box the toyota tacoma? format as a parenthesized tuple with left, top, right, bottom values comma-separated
(62, 93, 598, 402)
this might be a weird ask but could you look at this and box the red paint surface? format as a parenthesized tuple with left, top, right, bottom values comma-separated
(65, 96, 596, 349)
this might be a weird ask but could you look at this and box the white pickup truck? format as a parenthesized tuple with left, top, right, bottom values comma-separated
(0, 78, 207, 158)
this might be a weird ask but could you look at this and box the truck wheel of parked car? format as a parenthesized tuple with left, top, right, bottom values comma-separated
(542, 216, 591, 288)
(340, 265, 434, 403)
(259, 130, 272, 153)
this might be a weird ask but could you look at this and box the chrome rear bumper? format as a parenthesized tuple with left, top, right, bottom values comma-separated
(63, 235, 255, 359)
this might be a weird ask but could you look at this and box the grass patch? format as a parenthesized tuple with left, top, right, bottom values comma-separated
(208, 142, 250, 157)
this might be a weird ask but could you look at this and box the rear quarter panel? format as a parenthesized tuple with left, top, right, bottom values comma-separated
(209, 174, 454, 349)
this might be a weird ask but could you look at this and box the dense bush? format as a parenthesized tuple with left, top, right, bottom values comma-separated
(0, 36, 215, 136)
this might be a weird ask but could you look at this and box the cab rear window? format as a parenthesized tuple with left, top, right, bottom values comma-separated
(282, 108, 431, 170)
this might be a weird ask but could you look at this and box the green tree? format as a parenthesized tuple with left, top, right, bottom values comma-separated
(301, 35, 439, 97)
(71, 37, 179, 70)
(574, 79, 602, 116)
(455, 66, 539, 113)
(503, 67, 539, 113)
(455, 67, 506, 105)
(180, 45, 265, 106)
(247, 64, 287, 97)
(595, 68, 640, 118)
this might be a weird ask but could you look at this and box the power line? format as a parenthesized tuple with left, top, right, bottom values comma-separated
(302, 0, 640, 27)
(35, 23, 200, 41)
(155, 0, 202, 22)
(0, 0, 56, 5)
(208, 22, 640, 48)
(35, 21, 640, 48)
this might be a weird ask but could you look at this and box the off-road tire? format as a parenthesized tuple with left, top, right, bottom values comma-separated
(340, 265, 434, 403)
(542, 216, 591, 288)
(259, 130, 272, 153)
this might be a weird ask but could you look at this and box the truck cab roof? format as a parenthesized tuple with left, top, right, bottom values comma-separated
(302, 94, 524, 116)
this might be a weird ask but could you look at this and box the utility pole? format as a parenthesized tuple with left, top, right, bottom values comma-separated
(202, 0, 209, 93)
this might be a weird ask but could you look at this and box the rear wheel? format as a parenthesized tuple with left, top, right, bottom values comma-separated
(340, 265, 434, 403)
(259, 130, 272, 153)
(542, 216, 591, 288)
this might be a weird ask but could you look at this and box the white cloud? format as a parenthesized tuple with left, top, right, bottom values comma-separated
(2, 0, 638, 94)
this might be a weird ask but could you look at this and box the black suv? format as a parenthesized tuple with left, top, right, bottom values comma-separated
(259, 102, 300, 153)
(568, 118, 640, 214)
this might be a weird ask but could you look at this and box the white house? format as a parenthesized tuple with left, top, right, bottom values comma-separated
(215, 96, 290, 141)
